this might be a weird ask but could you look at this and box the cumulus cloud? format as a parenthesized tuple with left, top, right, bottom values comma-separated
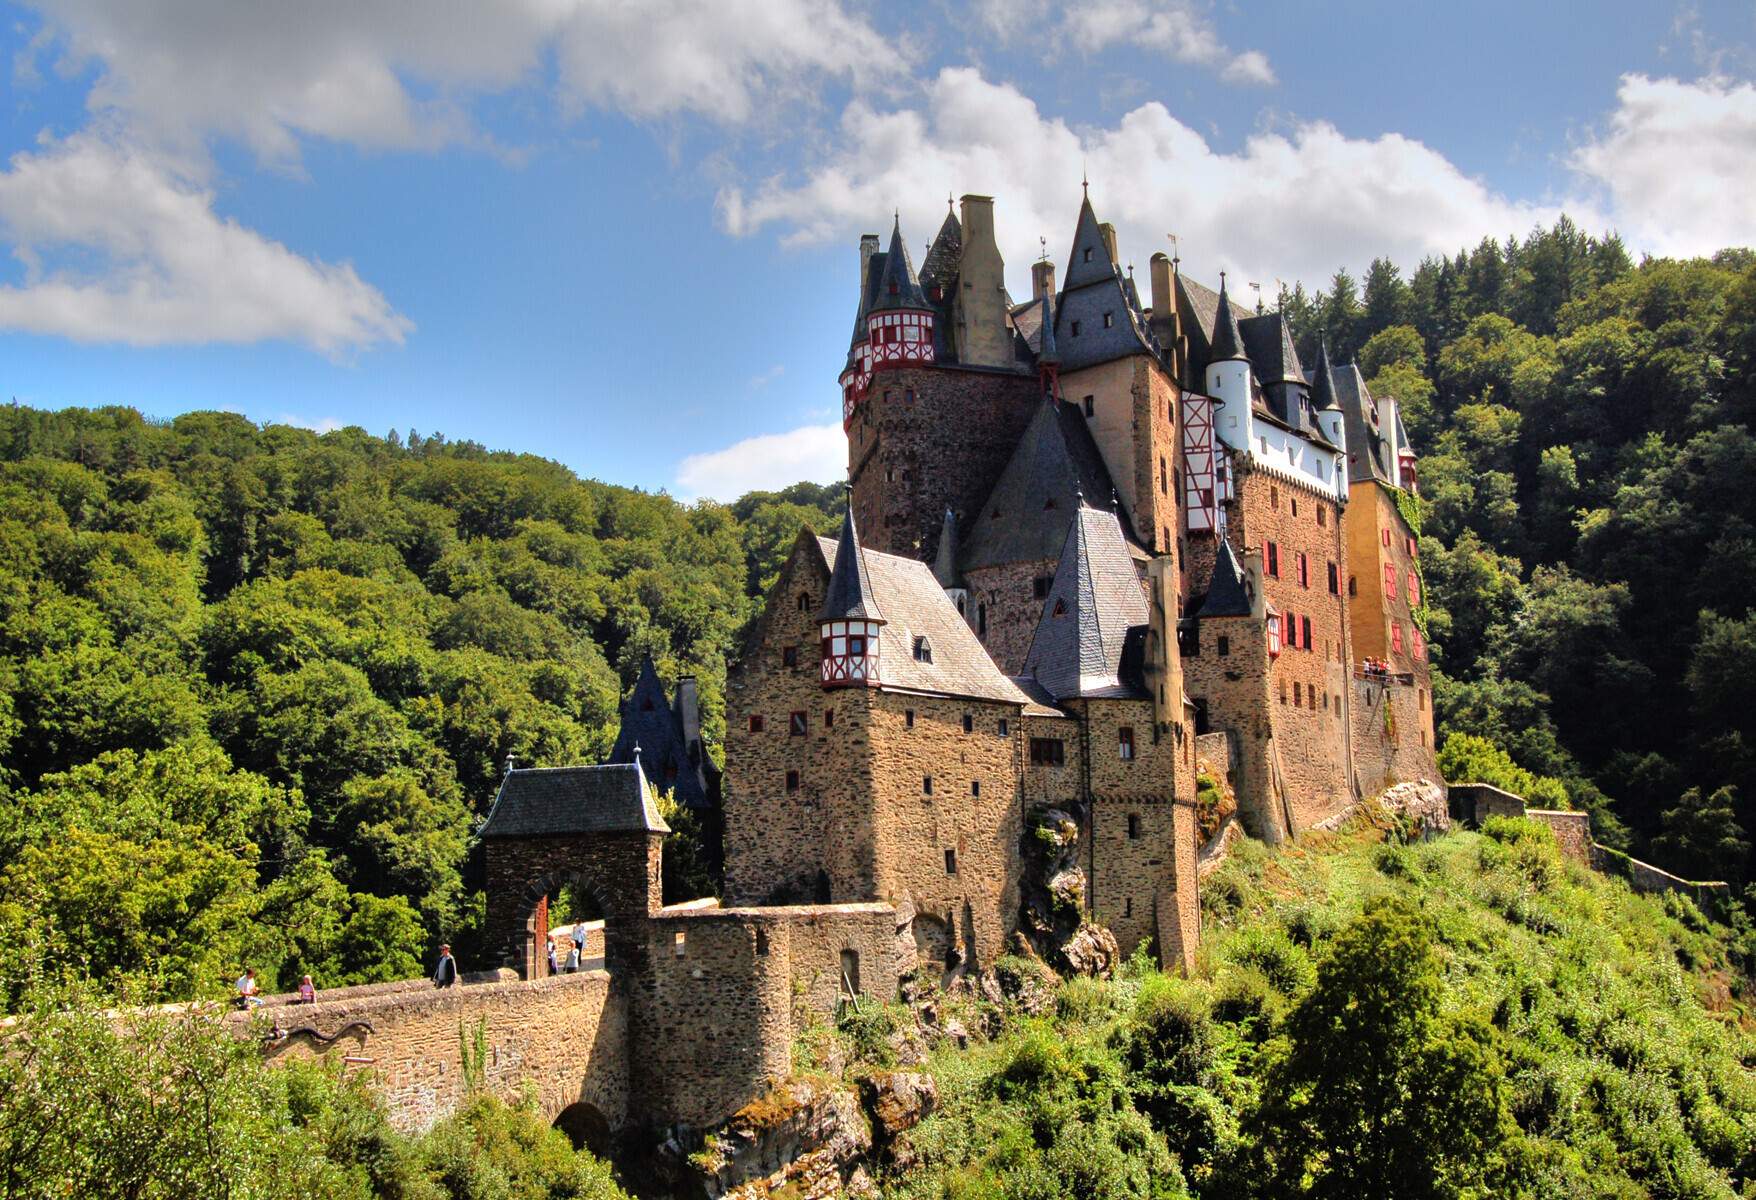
(675, 421, 844, 500)
(719, 67, 1590, 295)
(1570, 73, 1756, 258)
(0, 132, 411, 353)
(976, 0, 1273, 87)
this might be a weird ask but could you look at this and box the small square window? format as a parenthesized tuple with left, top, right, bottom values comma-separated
(998, 718, 1010, 737)
(824, 709, 835, 729)
(748, 715, 765, 733)
(1127, 813, 1140, 839)
(971, 780, 981, 797)
(1103, 311, 1114, 328)
(913, 636, 933, 663)
(782, 644, 798, 668)
(1083, 394, 1095, 417)
(962, 713, 973, 733)
(785, 769, 799, 792)
(1033, 576, 1052, 600)
(673, 931, 686, 957)
(905, 709, 915, 729)
(944, 848, 958, 874)
(923, 775, 933, 795)
(790, 711, 807, 736)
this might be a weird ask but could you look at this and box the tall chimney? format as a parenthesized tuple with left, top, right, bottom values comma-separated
(955, 195, 1011, 368)
(1032, 259, 1057, 300)
(1149, 251, 1180, 373)
(1099, 222, 1119, 267)
(858, 233, 881, 298)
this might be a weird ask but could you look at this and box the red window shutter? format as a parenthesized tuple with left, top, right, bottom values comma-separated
(1392, 622, 1403, 653)
(1382, 527, 1390, 547)
(1384, 563, 1396, 593)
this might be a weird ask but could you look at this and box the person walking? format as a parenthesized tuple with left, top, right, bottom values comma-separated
(297, 975, 316, 1004)
(572, 920, 589, 963)
(433, 943, 458, 989)
(547, 936, 559, 976)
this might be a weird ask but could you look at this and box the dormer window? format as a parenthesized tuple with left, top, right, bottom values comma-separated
(1103, 312, 1114, 328)
(913, 636, 933, 663)
(1052, 598, 1068, 617)
(1071, 320, 1082, 337)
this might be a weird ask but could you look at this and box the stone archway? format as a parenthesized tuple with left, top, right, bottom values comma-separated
(553, 1101, 614, 1158)
(518, 870, 614, 980)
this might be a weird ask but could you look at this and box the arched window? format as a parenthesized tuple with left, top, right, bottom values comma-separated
(797, 592, 810, 612)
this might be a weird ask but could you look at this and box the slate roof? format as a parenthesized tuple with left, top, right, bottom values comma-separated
(1239, 312, 1304, 385)
(869, 218, 930, 313)
(1310, 340, 1340, 412)
(931, 508, 961, 589)
(1052, 194, 1161, 372)
(810, 536, 1032, 706)
(820, 506, 883, 622)
(609, 656, 720, 811)
(1036, 291, 1058, 363)
(1394, 406, 1414, 454)
(1335, 363, 1391, 484)
(479, 762, 669, 839)
(1197, 537, 1252, 618)
(920, 208, 962, 294)
(960, 396, 1139, 573)
(1210, 278, 1246, 362)
(1022, 504, 1151, 701)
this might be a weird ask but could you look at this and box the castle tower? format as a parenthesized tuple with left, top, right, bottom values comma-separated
(1206, 275, 1253, 450)
(1310, 340, 1348, 501)
(866, 216, 936, 372)
(819, 506, 885, 688)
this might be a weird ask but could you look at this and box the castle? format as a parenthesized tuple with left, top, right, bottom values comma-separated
(451, 187, 1440, 1136)
(722, 189, 1437, 974)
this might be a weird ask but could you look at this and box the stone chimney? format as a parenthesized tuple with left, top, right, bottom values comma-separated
(858, 233, 881, 298)
(1032, 259, 1056, 300)
(1149, 251, 1181, 373)
(955, 194, 1011, 368)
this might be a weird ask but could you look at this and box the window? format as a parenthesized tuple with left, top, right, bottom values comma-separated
(1160, 456, 1168, 494)
(1294, 681, 1302, 705)
(1052, 598, 1068, 617)
(1413, 629, 1426, 661)
(1381, 527, 1391, 547)
(1083, 247, 1093, 262)
(1083, 394, 1095, 417)
(797, 592, 811, 612)
(1348, 575, 1358, 597)
(923, 775, 933, 795)
(782, 644, 798, 668)
(1217, 635, 1230, 657)
(785, 769, 799, 792)
(1127, 813, 1140, 839)
(1071, 320, 1082, 337)
(904, 388, 915, 404)
(1385, 563, 1397, 594)
(1328, 561, 1339, 594)
(748, 715, 765, 733)
(1392, 621, 1404, 653)
(1029, 738, 1066, 766)
(756, 928, 770, 956)
(977, 604, 987, 636)
(905, 709, 915, 729)
(825, 709, 835, 729)
(944, 848, 957, 875)
(961, 713, 974, 734)
(1119, 727, 1136, 760)
(1103, 311, 1114, 328)
(789, 711, 807, 736)
(971, 780, 981, 797)
(998, 717, 1010, 738)
(1125, 897, 1133, 917)
(1317, 506, 1326, 527)
(1271, 486, 1280, 510)
(913, 636, 933, 663)
(1291, 499, 1299, 518)
(1283, 611, 1298, 649)
(1034, 575, 1052, 600)
(1302, 615, 1312, 650)
(1407, 574, 1420, 607)
(1298, 552, 1309, 588)
(1266, 541, 1280, 577)
(1408, 535, 1418, 557)
(674, 931, 686, 957)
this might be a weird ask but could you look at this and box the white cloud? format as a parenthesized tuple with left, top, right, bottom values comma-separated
(276, 413, 344, 434)
(748, 364, 787, 389)
(1570, 73, 1756, 258)
(977, 0, 1273, 87)
(675, 421, 844, 500)
(0, 132, 411, 353)
(719, 67, 1592, 295)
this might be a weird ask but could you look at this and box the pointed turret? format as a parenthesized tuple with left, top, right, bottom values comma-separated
(1022, 501, 1150, 701)
(1197, 537, 1252, 618)
(870, 216, 929, 313)
(865, 216, 937, 369)
(1036, 291, 1058, 364)
(932, 508, 961, 588)
(1310, 339, 1348, 465)
(1210, 274, 1246, 362)
(819, 506, 885, 688)
(920, 206, 962, 297)
(1310, 339, 1339, 411)
(1063, 191, 1116, 291)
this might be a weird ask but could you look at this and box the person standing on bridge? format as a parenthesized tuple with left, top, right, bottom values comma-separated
(433, 943, 457, 989)
(547, 937, 559, 976)
(564, 939, 581, 973)
(572, 920, 588, 964)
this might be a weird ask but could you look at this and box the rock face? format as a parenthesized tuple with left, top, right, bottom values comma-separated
(858, 1070, 939, 1170)
(1379, 779, 1449, 839)
(1018, 805, 1120, 977)
(694, 1078, 871, 1200)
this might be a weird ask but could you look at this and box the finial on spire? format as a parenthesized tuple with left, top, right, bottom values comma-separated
(503, 753, 515, 776)
(632, 741, 642, 766)
(1110, 488, 1120, 510)
(947, 192, 954, 212)
(1081, 160, 1089, 196)
(1219, 269, 1227, 289)
(1039, 235, 1048, 263)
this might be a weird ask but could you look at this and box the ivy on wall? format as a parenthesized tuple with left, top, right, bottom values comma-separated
(1392, 486, 1433, 641)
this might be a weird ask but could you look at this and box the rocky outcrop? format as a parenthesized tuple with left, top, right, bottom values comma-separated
(690, 1078, 872, 1200)
(858, 1070, 938, 1170)
(1018, 805, 1120, 977)
(1378, 779, 1449, 838)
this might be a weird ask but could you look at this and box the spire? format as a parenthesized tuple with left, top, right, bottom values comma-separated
(932, 508, 961, 590)
(819, 506, 884, 623)
(1022, 505, 1149, 701)
(870, 215, 929, 312)
(1310, 339, 1339, 411)
(920, 207, 963, 294)
(1063, 190, 1115, 290)
(1211, 272, 1246, 362)
(1197, 537, 1252, 617)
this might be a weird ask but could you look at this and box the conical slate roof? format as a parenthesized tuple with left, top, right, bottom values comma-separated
(1239, 312, 1304, 385)
(1198, 537, 1252, 617)
(819, 506, 884, 622)
(1036, 291, 1058, 364)
(1022, 503, 1150, 701)
(1310, 339, 1339, 411)
(608, 655, 719, 810)
(869, 217, 929, 313)
(932, 508, 961, 589)
(1062, 193, 1114, 291)
(920, 207, 962, 293)
(1210, 276, 1246, 362)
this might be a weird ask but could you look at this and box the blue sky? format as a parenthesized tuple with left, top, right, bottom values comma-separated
(1, 1, 1752, 499)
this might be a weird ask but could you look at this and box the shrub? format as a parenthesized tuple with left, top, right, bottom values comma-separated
(1220, 926, 1314, 998)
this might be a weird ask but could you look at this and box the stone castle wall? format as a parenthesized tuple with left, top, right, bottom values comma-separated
(1182, 611, 1283, 841)
(1058, 355, 1181, 555)
(965, 557, 1057, 675)
(850, 365, 1040, 559)
(247, 970, 629, 1134)
(1349, 676, 1438, 800)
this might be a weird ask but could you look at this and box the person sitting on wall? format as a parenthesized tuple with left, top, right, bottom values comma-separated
(297, 975, 316, 1004)
(235, 968, 262, 1009)
(433, 943, 458, 989)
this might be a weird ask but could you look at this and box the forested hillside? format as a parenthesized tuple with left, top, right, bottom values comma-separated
(0, 218, 1752, 1013)
(0, 405, 840, 1002)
